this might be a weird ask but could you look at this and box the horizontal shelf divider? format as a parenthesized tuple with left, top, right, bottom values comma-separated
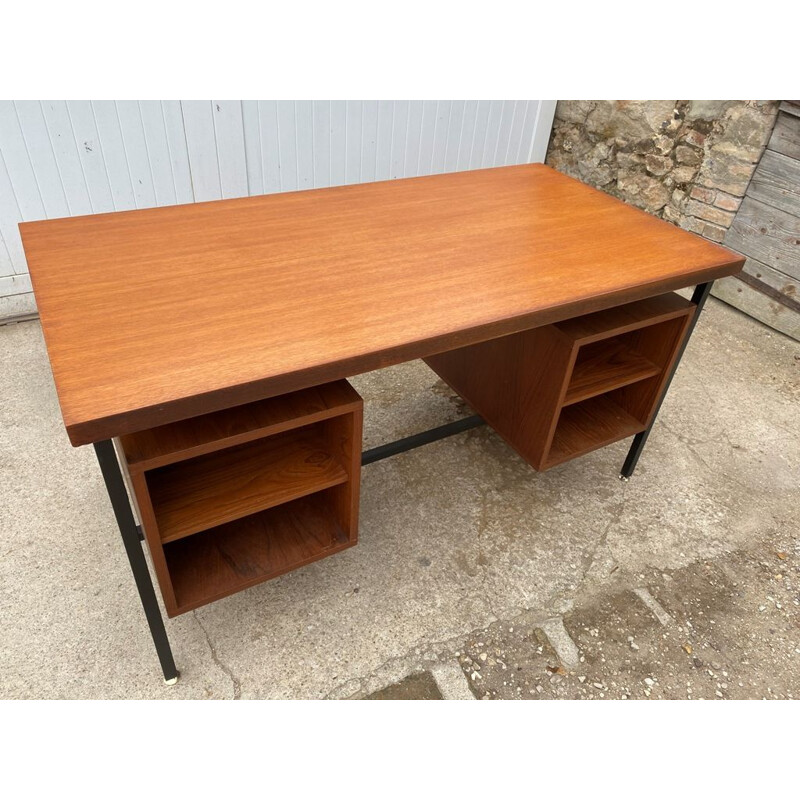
(563, 337, 661, 406)
(149, 428, 348, 544)
(121, 380, 361, 472)
(546, 394, 645, 468)
(165, 493, 352, 614)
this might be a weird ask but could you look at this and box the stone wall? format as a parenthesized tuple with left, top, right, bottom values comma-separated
(546, 101, 779, 244)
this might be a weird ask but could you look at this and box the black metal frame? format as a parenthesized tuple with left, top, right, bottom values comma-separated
(93, 282, 712, 682)
(620, 281, 713, 479)
(93, 439, 179, 684)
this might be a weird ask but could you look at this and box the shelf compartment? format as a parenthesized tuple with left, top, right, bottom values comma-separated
(164, 491, 352, 614)
(545, 393, 645, 468)
(120, 381, 361, 472)
(147, 423, 348, 544)
(563, 337, 660, 406)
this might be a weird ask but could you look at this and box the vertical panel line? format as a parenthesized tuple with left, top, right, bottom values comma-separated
(502, 101, 519, 165)
(515, 101, 531, 164)
(64, 102, 95, 213)
(275, 102, 283, 192)
(0, 148, 26, 273)
(238, 100, 250, 196)
(311, 101, 316, 188)
(159, 101, 179, 203)
(257, 101, 265, 191)
(429, 101, 440, 173)
(402, 100, 412, 177)
(90, 101, 116, 211)
(178, 102, 197, 202)
(210, 102, 224, 198)
(359, 100, 364, 183)
(17, 101, 55, 216)
(115, 101, 138, 208)
(527, 100, 544, 163)
(137, 101, 158, 208)
(293, 101, 300, 188)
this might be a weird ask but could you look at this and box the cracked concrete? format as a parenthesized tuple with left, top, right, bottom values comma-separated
(1, 296, 798, 699)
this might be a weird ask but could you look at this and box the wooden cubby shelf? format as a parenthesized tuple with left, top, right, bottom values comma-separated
(148, 425, 348, 544)
(119, 380, 362, 617)
(425, 291, 696, 472)
(546, 394, 644, 468)
(563, 337, 660, 406)
(165, 491, 350, 615)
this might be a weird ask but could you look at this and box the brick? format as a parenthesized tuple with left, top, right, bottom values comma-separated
(714, 192, 742, 212)
(685, 199, 735, 227)
(680, 216, 706, 235)
(702, 222, 726, 242)
(690, 186, 716, 203)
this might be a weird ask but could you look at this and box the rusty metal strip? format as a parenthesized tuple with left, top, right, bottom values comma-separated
(732, 271, 800, 315)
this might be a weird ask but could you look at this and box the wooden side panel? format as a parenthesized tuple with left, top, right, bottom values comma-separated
(324, 403, 363, 543)
(425, 325, 574, 471)
(514, 328, 577, 469)
(129, 470, 178, 614)
(425, 334, 522, 435)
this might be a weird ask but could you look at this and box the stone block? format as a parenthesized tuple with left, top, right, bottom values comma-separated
(675, 145, 702, 166)
(722, 104, 778, 151)
(616, 152, 644, 170)
(690, 186, 716, 203)
(645, 154, 673, 177)
(683, 129, 707, 148)
(686, 199, 736, 227)
(617, 171, 671, 212)
(686, 100, 736, 121)
(654, 135, 674, 154)
(554, 101, 597, 125)
(672, 164, 699, 184)
(697, 153, 756, 195)
(702, 221, 727, 242)
(714, 192, 742, 211)
(680, 215, 706, 235)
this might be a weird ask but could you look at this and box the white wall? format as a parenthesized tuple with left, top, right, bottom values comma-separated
(0, 100, 557, 319)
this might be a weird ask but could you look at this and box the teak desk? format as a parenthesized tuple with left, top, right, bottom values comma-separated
(21, 164, 743, 683)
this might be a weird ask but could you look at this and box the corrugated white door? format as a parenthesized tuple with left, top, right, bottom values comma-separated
(0, 100, 556, 318)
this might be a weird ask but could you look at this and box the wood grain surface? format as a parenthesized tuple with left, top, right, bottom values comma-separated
(563, 338, 660, 406)
(120, 380, 361, 472)
(164, 491, 352, 615)
(21, 163, 743, 446)
(147, 426, 348, 543)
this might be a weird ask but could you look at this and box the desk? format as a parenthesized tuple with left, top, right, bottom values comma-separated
(21, 164, 743, 683)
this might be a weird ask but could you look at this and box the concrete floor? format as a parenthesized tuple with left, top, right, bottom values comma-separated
(1, 298, 798, 699)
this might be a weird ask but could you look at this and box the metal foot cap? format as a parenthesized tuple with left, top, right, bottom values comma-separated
(619, 474, 630, 482)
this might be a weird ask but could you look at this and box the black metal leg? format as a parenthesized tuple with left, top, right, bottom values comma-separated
(620, 281, 714, 480)
(93, 439, 179, 684)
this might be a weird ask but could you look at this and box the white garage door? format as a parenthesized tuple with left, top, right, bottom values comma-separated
(0, 100, 556, 319)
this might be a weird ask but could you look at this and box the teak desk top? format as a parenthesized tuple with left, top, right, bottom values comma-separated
(21, 163, 743, 447)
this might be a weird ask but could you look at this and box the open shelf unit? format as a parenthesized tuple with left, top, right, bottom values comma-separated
(425, 292, 695, 471)
(119, 381, 362, 616)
